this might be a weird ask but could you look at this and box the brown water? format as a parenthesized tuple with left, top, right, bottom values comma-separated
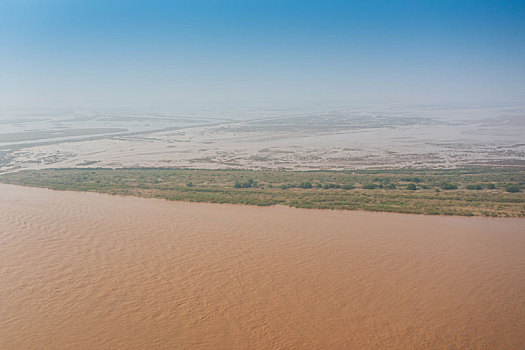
(1, 184, 524, 349)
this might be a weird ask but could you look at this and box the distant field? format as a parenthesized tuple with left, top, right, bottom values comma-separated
(0, 167, 524, 217)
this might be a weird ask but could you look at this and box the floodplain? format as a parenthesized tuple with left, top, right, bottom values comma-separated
(1, 167, 523, 217)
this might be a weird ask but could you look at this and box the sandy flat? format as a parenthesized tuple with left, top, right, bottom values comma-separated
(0, 184, 524, 349)
(2, 107, 524, 172)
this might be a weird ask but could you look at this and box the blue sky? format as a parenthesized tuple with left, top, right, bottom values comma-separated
(1, 0, 524, 108)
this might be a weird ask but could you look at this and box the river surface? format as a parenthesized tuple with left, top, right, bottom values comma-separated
(1, 184, 524, 349)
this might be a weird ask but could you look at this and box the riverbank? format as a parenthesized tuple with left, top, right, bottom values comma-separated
(0, 167, 523, 216)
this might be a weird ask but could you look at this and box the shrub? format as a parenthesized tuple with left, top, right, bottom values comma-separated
(342, 184, 356, 190)
(299, 181, 312, 189)
(505, 183, 520, 193)
(234, 179, 257, 188)
(406, 183, 417, 191)
(323, 183, 340, 189)
(440, 182, 457, 190)
(466, 184, 483, 190)
(363, 183, 378, 189)
(486, 183, 496, 189)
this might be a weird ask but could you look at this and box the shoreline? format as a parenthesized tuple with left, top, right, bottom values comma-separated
(2, 182, 524, 221)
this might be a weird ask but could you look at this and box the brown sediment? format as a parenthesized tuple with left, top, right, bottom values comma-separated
(0, 184, 524, 349)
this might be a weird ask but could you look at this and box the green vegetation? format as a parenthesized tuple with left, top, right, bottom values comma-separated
(0, 167, 524, 217)
(505, 183, 521, 193)
(440, 182, 458, 190)
(406, 183, 417, 191)
(363, 183, 378, 190)
(323, 183, 341, 189)
(234, 178, 256, 188)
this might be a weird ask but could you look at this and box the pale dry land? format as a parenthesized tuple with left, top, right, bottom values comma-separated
(1, 106, 524, 172)
(1, 184, 524, 349)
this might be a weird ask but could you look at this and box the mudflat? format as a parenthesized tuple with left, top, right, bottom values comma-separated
(1, 184, 524, 349)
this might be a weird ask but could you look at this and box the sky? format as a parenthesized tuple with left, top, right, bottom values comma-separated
(0, 0, 524, 109)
